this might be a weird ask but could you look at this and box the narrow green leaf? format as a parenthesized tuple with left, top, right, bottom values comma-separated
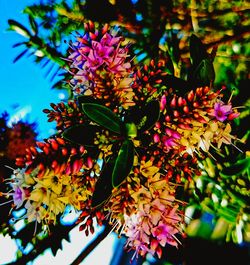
(82, 103, 121, 134)
(138, 100, 160, 133)
(13, 49, 29, 63)
(62, 124, 99, 146)
(112, 139, 134, 187)
(216, 208, 237, 223)
(8, 19, 31, 38)
(92, 160, 115, 208)
(28, 15, 38, 35)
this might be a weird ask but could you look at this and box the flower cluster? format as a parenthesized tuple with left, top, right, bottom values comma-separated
(1, 21, 241, 259)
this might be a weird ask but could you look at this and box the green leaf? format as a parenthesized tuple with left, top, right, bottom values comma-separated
(216, 207, 237, 223)
(82, 103, 121, 134)
(92, 160, 115, 208)
(192, 58, 215, 87)
(28, 15, 38, 35)
(190, 34, 208, 66)
(112, 139, 134, 187)
(62, 124, 99, 146)
(138, 100, 160, 133)
(221, 157, 250, 176)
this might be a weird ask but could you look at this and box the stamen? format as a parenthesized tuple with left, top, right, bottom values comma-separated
(107, 220, 119, 237)
(131, 249, 138, 261)
(33, 218, 38, 236)
(118, 222, 126, 237)
(230, 142, 243, 153)
(0, 199, 13, 206)
(4, 165, 15, 171)
(171, 233, 182, 245)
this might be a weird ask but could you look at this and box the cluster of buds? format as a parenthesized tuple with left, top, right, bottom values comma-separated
(43, 101, 84, 131)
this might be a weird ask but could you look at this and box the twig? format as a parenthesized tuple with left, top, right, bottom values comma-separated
(70, 224, 113, 265)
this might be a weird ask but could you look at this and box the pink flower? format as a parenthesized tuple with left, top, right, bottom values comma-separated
(213, 102, 232, 122)
(151, 221, 179, 247)
(162, 128, 181, 150)
(12, 185, 27, 208)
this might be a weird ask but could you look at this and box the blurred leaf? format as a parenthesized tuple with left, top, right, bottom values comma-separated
(210, 217, 229, 240)
(82, 103, 121, 134)
(28, 15, 38, 35)
(221, 157, 250, 176)
(164, 75, 191, 94)
(216, 207, 238, 223)
(190, 34, 208, 66)
(13, 49, 29, 63)
(164, 50, 175, 75)
(77, 95, 102, 105)
(112, 139, 134, 187)
(12, 41, 28, 48)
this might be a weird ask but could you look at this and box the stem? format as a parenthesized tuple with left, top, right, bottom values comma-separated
(71, 224, 113, 265)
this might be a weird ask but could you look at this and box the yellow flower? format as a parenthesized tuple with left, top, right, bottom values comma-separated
(216, 123, 233, 148)
(47, 192, 66, 216)
(35, 170, 70, 195)
(29, 187, 50, 205)
(24, 201, 47, 223)
(58, 187, 89, 210)
(140, 160, 159, 178)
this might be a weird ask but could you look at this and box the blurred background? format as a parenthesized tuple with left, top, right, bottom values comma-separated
(0, 0, 249, 264)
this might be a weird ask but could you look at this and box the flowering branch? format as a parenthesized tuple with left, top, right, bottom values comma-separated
(1, 17, 247, 263)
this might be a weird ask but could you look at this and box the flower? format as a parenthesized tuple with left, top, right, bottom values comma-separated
(12, 185, 27, 208)
(212, 102, 233, 122)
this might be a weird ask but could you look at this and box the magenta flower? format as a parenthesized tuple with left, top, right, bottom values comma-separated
(12, 185, 26, 208)
(213, 102, 232, 122)
(151, 221, 179, 247)
(162, 128, 181, 150)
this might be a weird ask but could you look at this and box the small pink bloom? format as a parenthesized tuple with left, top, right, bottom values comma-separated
(12, 186, 26, 208)
(213, 102, 232, 122)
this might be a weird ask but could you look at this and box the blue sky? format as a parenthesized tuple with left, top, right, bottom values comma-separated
(0, 0, 64, 140)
